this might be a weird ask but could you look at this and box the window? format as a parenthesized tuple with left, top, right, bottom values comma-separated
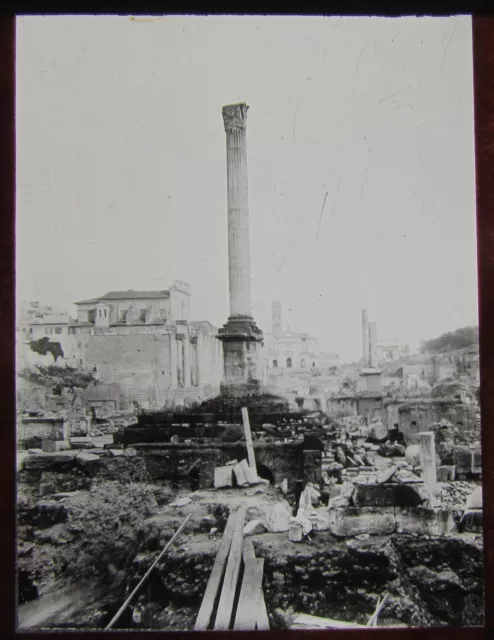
(272, 359, 278, 368)
(286, 357, 292, 368)
(55, 327, 62, 334)
(301, 359, 306, 368)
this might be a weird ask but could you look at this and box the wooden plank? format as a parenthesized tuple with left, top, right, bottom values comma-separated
(233, 559, 265, 630)
(242, 537, 256, 565)
(214, 506, 247, 630)
(193, 510, 238, 630)
(291, 612, 366, 629)
(241, 407, 257, 474)
(255, 588, 270, 630)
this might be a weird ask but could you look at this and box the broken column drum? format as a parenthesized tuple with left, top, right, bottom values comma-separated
(218, 103, 264, 397)
(419, 431, 437, 495)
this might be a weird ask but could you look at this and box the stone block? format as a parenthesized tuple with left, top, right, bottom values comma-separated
(55, 440, 71, 451)
(244, 519, 267, 536)
(353, 483, 425, 508)
(460, 509, 483, 533)
(41, 438, 57, 453)
(109, 449, 124, 457)
(437, 465, 456, 482)
(405, 444, 420, 467)
(308, 510, 331, 531)
(233, 460, 250, 487)
(328, 507, 396, 538)
(214, 466, 233, 489)
(289, 523, 304, 542)
(124, 447, 138, 457)
(466, 486, 483, 510)
(76, 451, 100, 464)
(395, 507, 455, 536)
(264, 502, 291, 533)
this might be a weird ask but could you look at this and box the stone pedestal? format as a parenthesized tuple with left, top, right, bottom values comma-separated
(219, 320, 263, 396)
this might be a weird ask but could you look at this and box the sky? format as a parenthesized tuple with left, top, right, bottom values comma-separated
(16, 15, 478, 362)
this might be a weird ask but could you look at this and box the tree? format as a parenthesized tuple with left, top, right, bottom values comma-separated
(18, 364, 99, 407)
(29, 337, 64, 362)
(421, 326, 479, 354)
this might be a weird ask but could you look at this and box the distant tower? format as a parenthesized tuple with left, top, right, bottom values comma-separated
(272, 301, 282, 337)
(369, 321, 378, 368)
(362, 309, 369, 367)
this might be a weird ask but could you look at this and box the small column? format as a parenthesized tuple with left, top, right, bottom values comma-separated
(170, 333, 178, 388)
(183, 336, 191, 388)
(419, 432, 437, 495)
(177, 337, 184, 387)
(196, 333, 202, 386)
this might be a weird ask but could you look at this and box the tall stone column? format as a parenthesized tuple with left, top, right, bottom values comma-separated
(362, 309, 369, 368)
(224, 102, 252, 317)
(369, 321, 378, 368)
(218, 103, 263, 397)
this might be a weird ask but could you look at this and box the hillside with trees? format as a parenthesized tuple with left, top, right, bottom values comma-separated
(421, 326, 479, 354)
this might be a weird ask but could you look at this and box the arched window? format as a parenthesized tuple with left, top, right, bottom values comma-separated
(301, 359, 306, 368)
(286, 357, 292, 368)
(272, 359, 278, 368)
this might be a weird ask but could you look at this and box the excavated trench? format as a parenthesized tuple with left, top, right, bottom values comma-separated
(16, 449, 484, 630)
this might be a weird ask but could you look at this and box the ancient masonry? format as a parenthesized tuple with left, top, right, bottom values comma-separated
(218, 103, 264, 397)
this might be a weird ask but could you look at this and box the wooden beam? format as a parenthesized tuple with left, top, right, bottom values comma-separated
(256, 587, 270, 630)
(214, 506, 247, 630)
(194, 510, 238, 631)
(290, 613, 366, 629)
(241, 407, 257, 473)
(233, 558, 265, 630)
(242, 537, 256, 564)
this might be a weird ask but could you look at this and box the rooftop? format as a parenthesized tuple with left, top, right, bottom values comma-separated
(75, 290, 170, 305)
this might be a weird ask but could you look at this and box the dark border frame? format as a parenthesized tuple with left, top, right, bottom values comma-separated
(1, 12, 492, 639)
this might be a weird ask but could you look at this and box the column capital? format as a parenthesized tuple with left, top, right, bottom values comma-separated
(222, 103, 249, 132)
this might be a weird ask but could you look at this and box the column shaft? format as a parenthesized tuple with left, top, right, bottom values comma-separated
(224, 104, 252, 318)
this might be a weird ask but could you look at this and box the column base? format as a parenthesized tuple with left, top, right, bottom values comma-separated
(218, 316, 264, 396)
(217, 315, 264, 341)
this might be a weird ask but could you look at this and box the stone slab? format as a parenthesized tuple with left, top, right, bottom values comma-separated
(244, 519, 267, 537)
(466, 486, 483, 510)
(328, 507, 396, 538)
(233, 460, 250, 487)
(353, 483, 425, 508)
(395, 507, 455, 536)
(214, 466, 234, 489)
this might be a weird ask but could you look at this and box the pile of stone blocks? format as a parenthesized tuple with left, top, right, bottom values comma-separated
(214, 459, 259, 489)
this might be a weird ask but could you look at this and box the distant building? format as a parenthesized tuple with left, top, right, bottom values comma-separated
(16, 301, 75, 359)
(68, 280, 223, 409)
(377, 338, 409, 364)
(264, 301, 320, 371)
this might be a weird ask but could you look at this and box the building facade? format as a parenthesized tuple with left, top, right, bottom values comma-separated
(264, 301, 319, 371)
(69, 281, 223, 409)
(16, 301, 75, 359)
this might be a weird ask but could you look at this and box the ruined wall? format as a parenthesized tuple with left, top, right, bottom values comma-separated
(384, 400, 478, 445)
(84, 333, 172, 408)
(133, 441, 304, 491)
(357, 397, 383, 421)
